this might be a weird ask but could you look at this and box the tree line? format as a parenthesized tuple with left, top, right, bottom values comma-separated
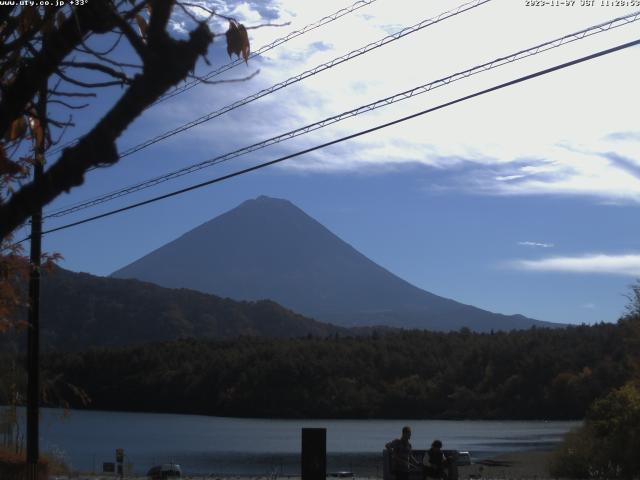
(14, 318, 636, 420)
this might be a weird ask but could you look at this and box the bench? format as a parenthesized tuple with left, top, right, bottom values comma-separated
(382, 449, 471, 480)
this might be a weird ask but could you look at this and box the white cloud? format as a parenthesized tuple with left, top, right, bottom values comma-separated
(229, 2, 263, 23)
(496, 174, 526, 181)
(582, 303, 596, 309)
(518, 241, 554, 248)
(142, 0, 640, 205)
(510, 253, 640, 276)
(170, 20, 188, 35)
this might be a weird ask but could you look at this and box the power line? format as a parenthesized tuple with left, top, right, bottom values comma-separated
(43, 10, 640, 220)
(45, 0, 491, 216)
(115, 0, 491, 159)
(27, 37, 640, 241)
(156, 0, 379, 105)
(48, 0, 380, 157)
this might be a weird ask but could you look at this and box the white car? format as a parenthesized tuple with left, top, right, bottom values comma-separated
(147, 463, 182, 479)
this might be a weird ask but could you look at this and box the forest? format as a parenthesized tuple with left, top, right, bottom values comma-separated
(0, 267, 349, 353)
(5, 317, 634, 420)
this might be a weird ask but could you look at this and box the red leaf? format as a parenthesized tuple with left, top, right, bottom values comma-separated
(225, 21, 250, 63)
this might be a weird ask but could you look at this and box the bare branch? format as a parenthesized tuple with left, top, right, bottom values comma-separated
(1, 20, 43, 57)
(76, 32, 125, 57)
(55, 68, 128, 89)
(176, 2, 216, 23)
(0, 1, 118, 136)
(113, 13, 148, 60)
(47, 117, 75, 129)
(47, 100, 90, 110)
(0, 22, 214, 238)
(48, 90, 97, 98)
(50, 115, 74, 146)
(60, 61, 133, 83)
(76, 34, 143, 70)
(246, 22, 292, 30)
(189, 68, 260, 85)
(209, 11, 235, 23)
(0, 10, 20, 46)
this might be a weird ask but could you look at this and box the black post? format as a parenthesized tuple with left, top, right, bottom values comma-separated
(26, 82, 46, 480)
(301, 428, 326, 480)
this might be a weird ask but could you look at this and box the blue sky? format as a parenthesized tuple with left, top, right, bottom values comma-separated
(22, 0, 640, 325)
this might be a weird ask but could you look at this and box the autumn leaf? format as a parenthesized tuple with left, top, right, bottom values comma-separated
(225, 21, 250, 63)
(4, 117, 27, 142)
(19, 7, 40, 35)
(29, 115, 45, 151)
(135, 14, 148, 39)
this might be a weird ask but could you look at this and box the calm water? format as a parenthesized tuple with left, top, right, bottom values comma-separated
(15, 408, 579, 476)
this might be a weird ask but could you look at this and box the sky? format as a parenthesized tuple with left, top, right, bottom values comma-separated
(22, 0, 640, 326)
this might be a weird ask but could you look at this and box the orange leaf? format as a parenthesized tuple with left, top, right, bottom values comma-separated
(135, 14, 148, 39)
(4, 117, 27, 142)
(225, 21, 250, 63)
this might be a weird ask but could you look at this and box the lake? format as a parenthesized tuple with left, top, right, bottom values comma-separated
(15, 407, 579, 476)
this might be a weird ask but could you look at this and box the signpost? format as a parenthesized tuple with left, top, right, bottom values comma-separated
(116, 448, 124, 479)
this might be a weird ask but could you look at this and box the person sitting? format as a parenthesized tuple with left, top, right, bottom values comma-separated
(423, 440, 448, 479)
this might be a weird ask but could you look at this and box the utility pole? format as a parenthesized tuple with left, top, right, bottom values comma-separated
(26, 80, 46, 480)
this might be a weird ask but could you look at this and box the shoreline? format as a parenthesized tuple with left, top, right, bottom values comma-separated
(62, 449, 556, 480)
(459, 450, 554, 479)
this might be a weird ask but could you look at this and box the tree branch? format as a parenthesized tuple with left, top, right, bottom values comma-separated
(55, 68, 127, 88)
(76, 32, 124, 57)
(189, 68, 259, 85)
(176, 2, 216, 24)
(245, 22, 291, 30)
(0, 2, 117, 137)
(147, 0, 174, 48)
(113, 12, 148, 60)
(0, 18, 42, 57)
(0, 22, 214, 239)
(75, 34, 143, 69)
(60, 61, 133, 83)
(48, 90, 97, 98)
(48, 100, 89, 110)
(47, 117, 75, 128)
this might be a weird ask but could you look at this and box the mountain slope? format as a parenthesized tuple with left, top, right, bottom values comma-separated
(112, 195, 557, 331)
(29, 267, 348, 351)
